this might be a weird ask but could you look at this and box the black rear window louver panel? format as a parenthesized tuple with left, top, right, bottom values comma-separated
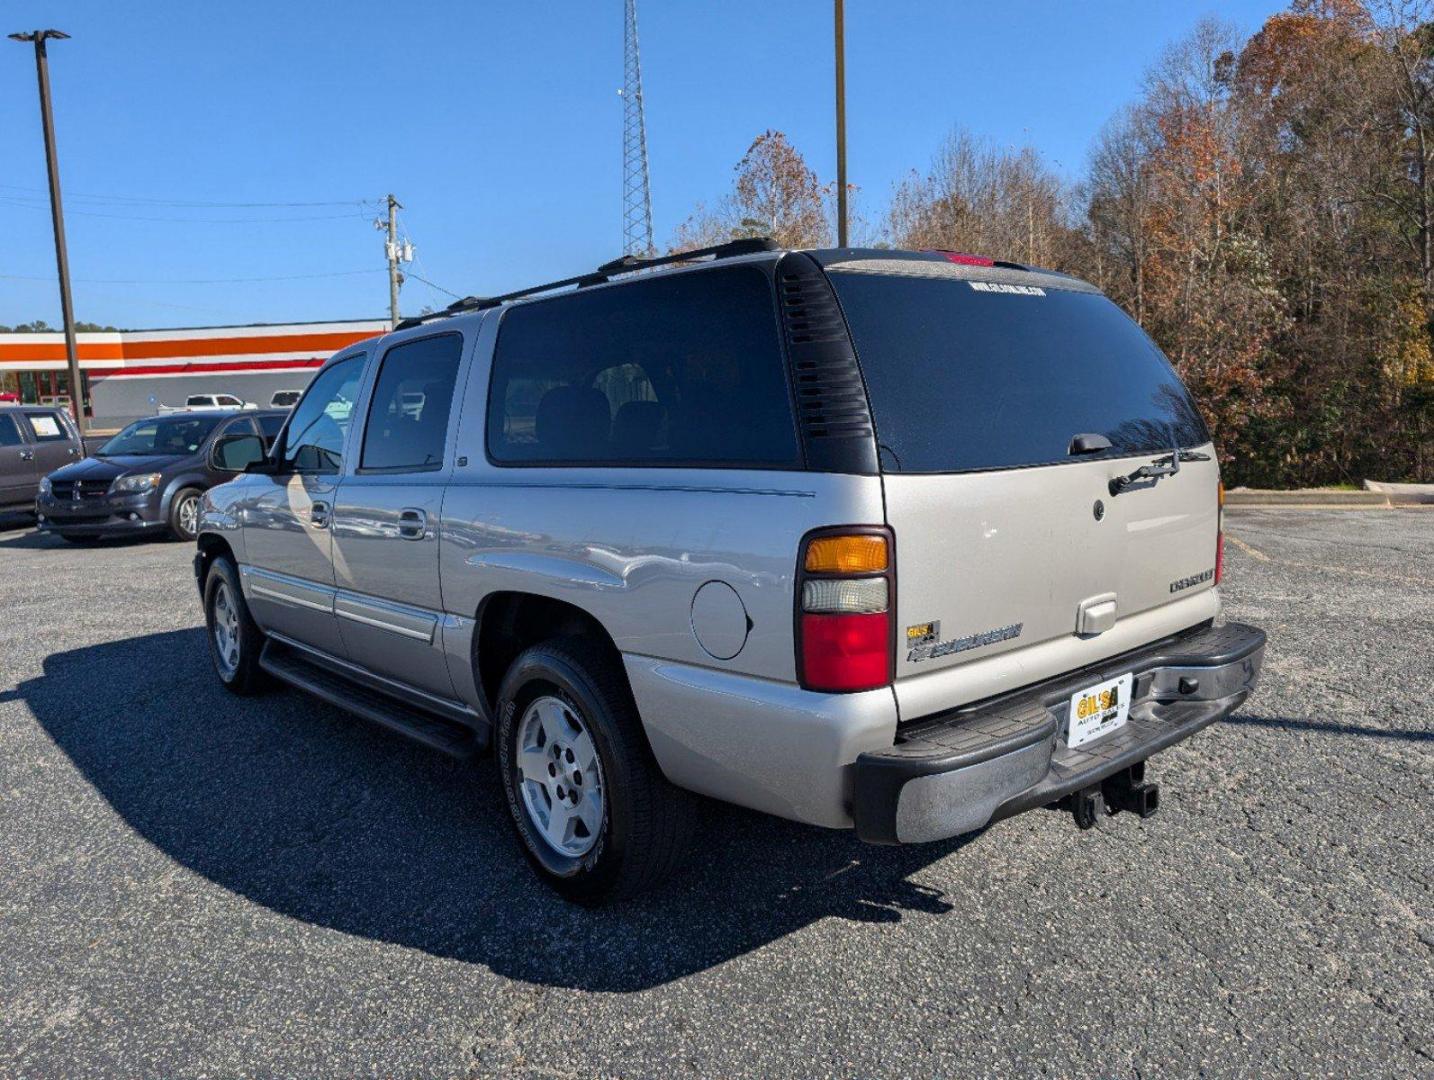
(776, 253, 879, 475)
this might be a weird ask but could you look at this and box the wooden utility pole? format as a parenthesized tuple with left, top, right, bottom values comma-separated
(10, 29, 86, 432)
(834, 0, 848, 248)
(386, 193, 402, 327)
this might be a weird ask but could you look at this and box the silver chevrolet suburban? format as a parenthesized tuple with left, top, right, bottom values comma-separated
(194, 240, 1266, 903)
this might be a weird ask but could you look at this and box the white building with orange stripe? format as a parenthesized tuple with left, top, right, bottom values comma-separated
(0, 318, 388, 428)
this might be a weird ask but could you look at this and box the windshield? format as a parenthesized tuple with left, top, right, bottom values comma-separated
(99, 415, 222, 457)
(827, 270, 1209, 473)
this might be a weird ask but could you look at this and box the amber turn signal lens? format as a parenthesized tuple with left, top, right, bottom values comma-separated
(804, 534, 889, 574)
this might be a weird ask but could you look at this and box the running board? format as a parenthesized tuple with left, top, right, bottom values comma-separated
(259, 639, 481, 758)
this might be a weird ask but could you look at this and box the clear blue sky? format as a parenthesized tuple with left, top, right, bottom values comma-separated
(2, 0, 1287, 330)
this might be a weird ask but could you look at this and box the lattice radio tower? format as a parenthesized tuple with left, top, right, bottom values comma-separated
(621, 0, 654, 257)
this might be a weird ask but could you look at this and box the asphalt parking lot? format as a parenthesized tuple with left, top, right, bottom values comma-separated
(0, 508, 1430, 1078)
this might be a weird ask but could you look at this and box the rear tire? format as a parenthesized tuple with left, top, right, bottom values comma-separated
(495, 637, 694, 904)
(169, 487, 203, 542)
(204, 555, 267, 695)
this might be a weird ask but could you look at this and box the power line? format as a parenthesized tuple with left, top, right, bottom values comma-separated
(402, 269, 461, 299)
(2, 268, 384, 285)
(392, 209, 460, 300)
(0, 182, 380, 209)
(1, 196, 371, 224)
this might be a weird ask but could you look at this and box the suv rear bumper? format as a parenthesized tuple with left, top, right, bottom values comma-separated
(851, 622, 1266, 844)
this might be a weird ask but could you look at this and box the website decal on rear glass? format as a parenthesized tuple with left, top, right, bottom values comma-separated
(967, 281, 1046, 296)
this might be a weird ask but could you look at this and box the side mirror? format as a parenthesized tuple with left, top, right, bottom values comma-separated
(212, 433, 268, 472)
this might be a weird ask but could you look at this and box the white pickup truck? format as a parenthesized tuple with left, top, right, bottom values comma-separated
(158, 394, 258, 413)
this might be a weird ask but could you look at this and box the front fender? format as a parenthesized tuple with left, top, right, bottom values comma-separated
(157, 472, 212, 521)
(198, 478, 247, 562)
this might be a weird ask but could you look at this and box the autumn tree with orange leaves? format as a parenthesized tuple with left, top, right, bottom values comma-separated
(672, 130, 832, 251)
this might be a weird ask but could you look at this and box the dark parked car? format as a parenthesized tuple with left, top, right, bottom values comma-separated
(37, 409, 287, 542)
(0, 405, 84, 516)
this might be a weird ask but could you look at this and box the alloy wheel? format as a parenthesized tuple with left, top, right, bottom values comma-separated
(177, 495, 200, 538)
(514, 694, 605, 858)
(211, 580, 241, 677)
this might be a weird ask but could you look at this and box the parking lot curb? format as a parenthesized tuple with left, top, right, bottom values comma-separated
(1225, 489, 1393, 508)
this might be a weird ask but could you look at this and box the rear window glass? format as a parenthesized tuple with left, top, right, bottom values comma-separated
(486, 265, 799, 467)
(827, 272, 1209, 473)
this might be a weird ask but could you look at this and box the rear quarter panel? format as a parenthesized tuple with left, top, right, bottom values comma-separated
(440, 466, 884, 682)
(437, 311, 885, 682)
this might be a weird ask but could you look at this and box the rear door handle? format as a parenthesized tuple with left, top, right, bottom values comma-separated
(397, 508, 427, 540)
(310, 501, 331, 529)
(19, 450, 34, 461)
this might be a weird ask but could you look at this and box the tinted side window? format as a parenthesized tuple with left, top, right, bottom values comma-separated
(0, 415, 23, 447)
(218, 417, 259, 441)
(360, 335, 462, 471)
(256, 413, 287, 444)
(24, 411, 69, 441)
(487, 265, 798, 467)
(279, 355, 365, 473)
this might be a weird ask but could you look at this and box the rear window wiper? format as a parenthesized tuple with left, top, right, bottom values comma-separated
(1108, 447, 1211, 495)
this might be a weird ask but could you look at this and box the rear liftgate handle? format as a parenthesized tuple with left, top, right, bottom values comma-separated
(398, 507, 427, 540)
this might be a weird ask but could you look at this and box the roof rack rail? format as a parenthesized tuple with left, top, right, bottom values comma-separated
(393, 236, 780, 331)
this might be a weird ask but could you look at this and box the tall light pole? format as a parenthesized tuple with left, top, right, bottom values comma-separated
(9, 29, 86, 432)
(834, 0, 848, 248)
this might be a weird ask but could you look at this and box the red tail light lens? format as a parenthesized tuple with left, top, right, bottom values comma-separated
(796, 528, 894, 693)
(801, 613, 891, 691)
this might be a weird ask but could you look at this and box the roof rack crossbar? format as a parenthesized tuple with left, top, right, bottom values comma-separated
(392, 236, 779, 332)
(595, 235, 779, 276)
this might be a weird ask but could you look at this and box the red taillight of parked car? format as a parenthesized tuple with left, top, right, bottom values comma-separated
(797, 529, 894, 693)
(1215, 481, 1226, 585)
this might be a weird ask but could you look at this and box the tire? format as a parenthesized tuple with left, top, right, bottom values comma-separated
(169, 487, 203, 542)
(495, 637, 694, 904)
(204, 555, 268, 695)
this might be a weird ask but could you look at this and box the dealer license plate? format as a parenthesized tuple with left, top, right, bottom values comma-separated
(1066, 672, 1134, 749)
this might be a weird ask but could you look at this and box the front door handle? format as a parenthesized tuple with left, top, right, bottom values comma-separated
(310, 501, 331, 529)
(67, 446, 80, 457)
(397, 507, 427, 540)
(19, 450, 34, 461)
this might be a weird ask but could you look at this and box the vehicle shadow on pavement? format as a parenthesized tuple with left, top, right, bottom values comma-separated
(0, 527, 155, 551)
(19, 628, 970, 992)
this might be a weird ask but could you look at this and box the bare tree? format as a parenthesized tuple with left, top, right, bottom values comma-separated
(885, 128, 1073, 267)
(1087, 107, 1157, 322)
